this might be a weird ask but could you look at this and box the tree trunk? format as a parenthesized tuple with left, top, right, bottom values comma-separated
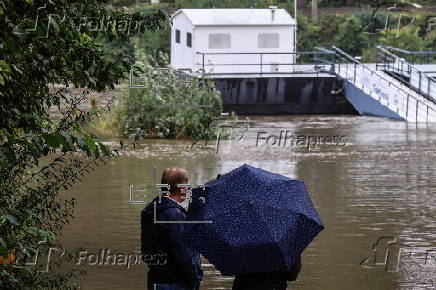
(297, 0, 308, 9)
(311, 0, 318, 21)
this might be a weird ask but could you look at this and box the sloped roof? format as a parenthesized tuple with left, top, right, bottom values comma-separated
(172, 8, 295, 26)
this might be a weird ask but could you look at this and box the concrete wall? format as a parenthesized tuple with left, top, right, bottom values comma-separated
(343, 82, 404, 120)
(215, 77, 358, 115)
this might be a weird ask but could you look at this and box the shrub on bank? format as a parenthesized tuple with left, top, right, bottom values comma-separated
(117, 51, 223, 139)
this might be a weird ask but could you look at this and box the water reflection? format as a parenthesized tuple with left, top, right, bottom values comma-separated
(62, 116, 436, 289)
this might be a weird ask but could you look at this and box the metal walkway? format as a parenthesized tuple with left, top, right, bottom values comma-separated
(175, 47, 436, 122)
(319, 46, 436, 122)
(376, 46, 436, 101)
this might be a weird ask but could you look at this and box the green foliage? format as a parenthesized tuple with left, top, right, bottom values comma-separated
(378, 26, 426, 50)
(318, 0, 436, 6)
(315, 14, 340, 47)
(134, 0, 434, 60)
(110, 0, 436, 9)
(129, 4, 171, 61)
(424, 30, 436, 54)
(0, 0, 166, 288)
(174, 0, 281, 9)
(296, 14, 321, 53)
(308, 10, 434, 60)
(335, 15, 369, 56)
(296, 13, 365, 61)
(118, 50, 223, 140)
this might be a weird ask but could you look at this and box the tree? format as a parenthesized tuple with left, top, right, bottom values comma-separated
(335, 15, 369, 56)
(0, 0, 166, 288)
(296, 14, 320, 53)
(379, 26, 426, 51)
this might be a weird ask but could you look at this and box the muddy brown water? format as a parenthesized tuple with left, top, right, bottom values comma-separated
(60, 115, 436, 289)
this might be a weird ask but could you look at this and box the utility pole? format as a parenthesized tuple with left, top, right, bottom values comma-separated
(294, 0, 298, 53)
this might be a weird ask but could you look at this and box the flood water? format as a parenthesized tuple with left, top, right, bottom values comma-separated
(61, 115, 436, 290)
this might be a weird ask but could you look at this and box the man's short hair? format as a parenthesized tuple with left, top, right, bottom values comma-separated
(161, 168, 189, 193)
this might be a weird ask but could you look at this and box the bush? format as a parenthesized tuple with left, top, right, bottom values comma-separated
(118, 50, 223, 139)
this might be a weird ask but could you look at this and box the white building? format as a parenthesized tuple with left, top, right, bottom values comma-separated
(170, 8, 296, 76)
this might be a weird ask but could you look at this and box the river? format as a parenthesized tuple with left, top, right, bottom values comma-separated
(60, 115, 436, 290)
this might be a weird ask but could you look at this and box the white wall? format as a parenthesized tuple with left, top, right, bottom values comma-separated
(171, 15, 295, 75)
(170, 13, 195, 71)
(195, 25, 295, 74)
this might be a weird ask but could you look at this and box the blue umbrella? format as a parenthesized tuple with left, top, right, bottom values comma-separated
(183, 164, 324, 276)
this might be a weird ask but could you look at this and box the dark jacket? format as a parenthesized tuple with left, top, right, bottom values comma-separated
(141, 196, 203, 289)
(232, 255, 302, 290)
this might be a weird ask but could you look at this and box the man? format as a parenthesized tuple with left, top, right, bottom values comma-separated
(232, 255, 302, 290)
(141, 168, 203, 290)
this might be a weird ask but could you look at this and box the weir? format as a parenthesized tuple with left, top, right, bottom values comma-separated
(187, 47, 436, 122)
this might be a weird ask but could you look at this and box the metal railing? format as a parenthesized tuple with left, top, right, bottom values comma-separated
(195, 51, 336, 77)
(326, 46, 436, 122)
(190, 46, 436, 122)
(376, 46, 436, 100)
(383, 47, 436, 65)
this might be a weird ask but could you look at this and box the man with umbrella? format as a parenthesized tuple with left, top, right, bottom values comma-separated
(141, 168, 203, 290)
(184, 164, 324, 290)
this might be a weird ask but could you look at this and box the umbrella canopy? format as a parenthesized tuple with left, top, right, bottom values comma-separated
(183, 164, 324, 276)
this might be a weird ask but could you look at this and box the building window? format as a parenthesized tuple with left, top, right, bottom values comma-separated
(175, 29, 180, 43)
(186, 32, 192, 47)
(209, 34, 231, 49)
(258, 33, 279, 48)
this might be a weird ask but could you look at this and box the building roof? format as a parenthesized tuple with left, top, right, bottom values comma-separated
(172, 8, 295, 26)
